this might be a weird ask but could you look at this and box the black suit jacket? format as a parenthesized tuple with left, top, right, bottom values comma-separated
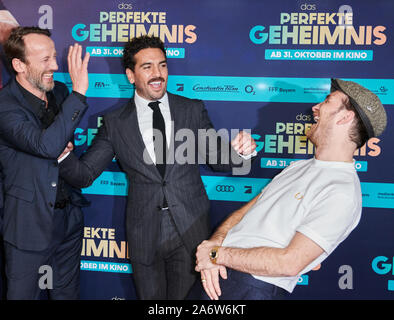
(60, 92, 251, 264)
(0, 79, 89, 250)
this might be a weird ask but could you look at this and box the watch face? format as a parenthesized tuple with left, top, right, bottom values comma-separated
(210, 250, 217, 259)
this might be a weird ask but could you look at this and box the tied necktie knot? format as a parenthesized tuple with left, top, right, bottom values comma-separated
(148, 100, 161, 111)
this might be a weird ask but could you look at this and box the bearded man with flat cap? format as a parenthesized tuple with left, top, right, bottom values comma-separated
(191, 78, 387, 300)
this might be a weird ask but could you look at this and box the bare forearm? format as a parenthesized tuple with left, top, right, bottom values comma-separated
(217, 246, 293, 277)
(214, 232, 324, 277)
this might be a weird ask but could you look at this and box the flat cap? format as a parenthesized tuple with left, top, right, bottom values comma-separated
(331, 78, 387, 138)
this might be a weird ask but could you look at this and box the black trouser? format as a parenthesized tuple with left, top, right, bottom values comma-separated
(188, 268, 289, 300)
(131, 209, 197, 300)
(4, 204, 83, 300)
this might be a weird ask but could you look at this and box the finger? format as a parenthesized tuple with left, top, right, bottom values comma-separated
(70, 44, 76, 69)
(211, 268, 222, 297)
(240, 132, 252, 144)
(239, 134, 254, 154)
(240, 143, 253, 155)
(67, 142, 74, 151)
(219, 265, 227, 279)
(204, 270, 219, 300)
(252, 140, 257, 151)
(200, 270, 213, 300)
(71, 44, 79, 71)
(78, 44, 83, 68)
(70, 44, 79, 74)
(231, 133, 242, 151)
(82, 50, 90, 69)
(67, 45, 73, 73)
(75, 44, 82, 69)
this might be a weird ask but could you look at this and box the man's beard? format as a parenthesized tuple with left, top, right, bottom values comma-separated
(26, 66, 54, 92)
(306, 123, 333, 149)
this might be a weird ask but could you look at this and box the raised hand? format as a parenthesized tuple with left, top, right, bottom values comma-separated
(231, 131, 257, 156)
(67, 43, 90, 96)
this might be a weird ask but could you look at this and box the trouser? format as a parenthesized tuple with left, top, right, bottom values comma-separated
(188, 268, 289, 300)
(131, 209, 197, 300)
(4, 204, 83, 300)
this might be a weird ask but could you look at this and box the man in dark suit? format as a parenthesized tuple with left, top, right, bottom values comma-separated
(60, 35, 256, 300)
(0, 26, 90, 299)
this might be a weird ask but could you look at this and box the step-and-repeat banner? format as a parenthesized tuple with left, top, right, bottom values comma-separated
(0, 0, 393, 300)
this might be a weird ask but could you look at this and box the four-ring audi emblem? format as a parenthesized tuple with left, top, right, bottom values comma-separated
(216, 185, 235, 192)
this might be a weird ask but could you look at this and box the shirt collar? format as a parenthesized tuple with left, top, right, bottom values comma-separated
(312, 157, 356, 170)
(134, 90, 169, 110)
(15, 80, 46, 117)
(15, 79, 58, 122)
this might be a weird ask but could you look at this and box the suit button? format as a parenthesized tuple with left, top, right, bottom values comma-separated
(51, 181, 57, 187)
(162, 181, 166, 186)
(49, 202, 54, 208)
(72, 111, 80, 121)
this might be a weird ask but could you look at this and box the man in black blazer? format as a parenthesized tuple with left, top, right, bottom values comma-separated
(0, 26, 90, 299)
(60, 35, 256, 299)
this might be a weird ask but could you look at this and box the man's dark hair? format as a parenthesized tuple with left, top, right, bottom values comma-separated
(341, 95, 369, 149)
(3, 26, 51, 74)
(122, 35, 166, 71)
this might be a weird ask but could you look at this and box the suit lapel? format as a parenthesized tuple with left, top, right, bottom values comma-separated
(165, 92, 188, 179)
(118, 99, 160, 179)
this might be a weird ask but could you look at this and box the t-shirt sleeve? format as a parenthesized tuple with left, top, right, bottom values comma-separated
(296, 192, 361, 254)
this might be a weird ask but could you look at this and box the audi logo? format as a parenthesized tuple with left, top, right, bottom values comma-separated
(216, 185, 235, 192)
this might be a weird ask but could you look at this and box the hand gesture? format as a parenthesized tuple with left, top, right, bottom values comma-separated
(199, 266, 227, 300)
(195, 239, 227, 300)
(231, 131, 257, 156)
(67, 43, 90, 95)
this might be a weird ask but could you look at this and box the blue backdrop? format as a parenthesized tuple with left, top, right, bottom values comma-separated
(0, 0, 393, 300)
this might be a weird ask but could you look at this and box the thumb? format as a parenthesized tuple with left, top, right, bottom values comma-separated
(219, 266, 227, 279)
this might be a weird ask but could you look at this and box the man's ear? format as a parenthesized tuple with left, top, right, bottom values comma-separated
(337, 109, 355, 125)
(12, 58, 26, 74)
(125, 68, 135, 84)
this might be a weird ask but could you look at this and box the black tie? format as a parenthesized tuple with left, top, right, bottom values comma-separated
(148, 101, 167, 178)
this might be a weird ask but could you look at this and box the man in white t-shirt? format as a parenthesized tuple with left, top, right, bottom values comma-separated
(190, 78, 387, 300)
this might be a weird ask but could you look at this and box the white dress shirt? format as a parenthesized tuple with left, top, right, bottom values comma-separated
(134, 91, 172, 164)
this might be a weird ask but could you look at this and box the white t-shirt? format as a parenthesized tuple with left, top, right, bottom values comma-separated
(222, 157, 362, 293)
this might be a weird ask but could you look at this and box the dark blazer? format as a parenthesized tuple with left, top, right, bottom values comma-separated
(0, 78, 89, 250)
(60, 92, 251, 265)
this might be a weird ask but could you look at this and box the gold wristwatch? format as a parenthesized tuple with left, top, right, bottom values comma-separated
(209, 246, 220, 264)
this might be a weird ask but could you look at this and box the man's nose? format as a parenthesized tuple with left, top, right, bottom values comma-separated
(312, 103, 320, 112)
(151, 64, 162, 78)
(50, 58, 58, 71)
